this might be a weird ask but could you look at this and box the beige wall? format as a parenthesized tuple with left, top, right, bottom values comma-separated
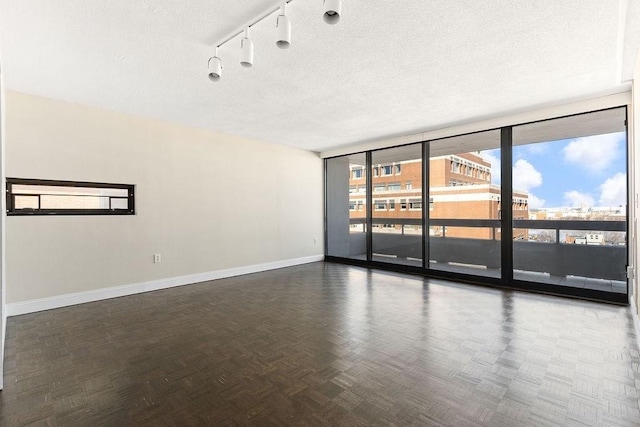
(4, 91, 323, 303)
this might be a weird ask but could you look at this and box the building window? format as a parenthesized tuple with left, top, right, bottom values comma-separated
(429, 197, 434, 211)
(405, 182, 412, 190)
(349, 201, 356, 211)
(395, 164, 401, 174)
(387, 183, 401, 191)
(374, 200, 387, 210)
(372, 166, 379, 177)
(349, 185, 356, 193)
(400, 199, 407, 210)
(389, 200, 396, 210)
(374, 184, 386, 192)
(409, 199, 422, 210)
(352, 168, 363, 179)
(381, 165, 393, 175)
(6, 178, 135, 216)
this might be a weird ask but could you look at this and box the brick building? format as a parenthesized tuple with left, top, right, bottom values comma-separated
(348, 152, 529, 240)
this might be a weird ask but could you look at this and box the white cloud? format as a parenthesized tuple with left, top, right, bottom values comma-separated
(562, 132, 622, 172)
(528, 193, 546, 209)
(598, 173, 626, 207)
(525, 144, 549, 156)
(481, 156, 544, 208)
(513, 159, 542, 192)
(479, 150, 500, 184)
(563, 190, 595, 207)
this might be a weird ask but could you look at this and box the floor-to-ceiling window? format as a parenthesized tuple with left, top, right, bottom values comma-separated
(428, 130, 501, 278)
(325, 107, 628, 302)
(371, 144, 423, 266)
(511, 108, 627, 294)
(326, 153, 367, 260)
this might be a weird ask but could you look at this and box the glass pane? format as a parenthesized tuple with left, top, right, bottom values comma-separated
(428, 130, 501, 277)
(326, 153, 367, 259)
(110, 198, 129, 210)
(14, 195, 39, 209)
(40, 195, 110, 209)
(512, 107, 627, 294)
(371, 143, 422, 266)
(12, 184, 128, 197)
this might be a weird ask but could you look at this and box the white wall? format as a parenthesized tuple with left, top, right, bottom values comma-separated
(629, 55, 640, 320)
(4, 91, 324, 306)
(0, 71, 5, 390)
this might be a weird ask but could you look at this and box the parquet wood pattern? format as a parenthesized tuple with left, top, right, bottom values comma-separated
(1, 262, 640, 426)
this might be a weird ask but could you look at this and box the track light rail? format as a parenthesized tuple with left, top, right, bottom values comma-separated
(214, 0, 295, 50)
(208, 0, 343, 81)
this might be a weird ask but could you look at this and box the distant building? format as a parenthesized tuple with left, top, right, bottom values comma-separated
(348, 152, 529, 240)
(566, 233, 604, 245)
(531, 206, 626, 221)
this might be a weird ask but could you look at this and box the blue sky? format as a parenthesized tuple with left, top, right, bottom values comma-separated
(480, 131, 627, 209)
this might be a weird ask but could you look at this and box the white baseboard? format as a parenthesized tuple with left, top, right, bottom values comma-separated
(631, 297, 640, 354)
(6, 255, 324, 317)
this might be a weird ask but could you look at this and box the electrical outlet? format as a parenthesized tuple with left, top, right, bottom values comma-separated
(154, 254, 161, 263)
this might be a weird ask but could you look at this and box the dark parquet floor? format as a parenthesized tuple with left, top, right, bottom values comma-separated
(1, 262, 640, 426)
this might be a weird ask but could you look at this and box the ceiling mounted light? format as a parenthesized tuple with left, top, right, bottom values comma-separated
(207, 49, 222, 81)
(276, 4, 291, 49)
(323, 0, 342, 25)
(208, 0, 349, 81)
(240, 28, 254, 67)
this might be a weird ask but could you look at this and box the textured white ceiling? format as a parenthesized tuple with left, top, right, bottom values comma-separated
(0, 0, 638, 153)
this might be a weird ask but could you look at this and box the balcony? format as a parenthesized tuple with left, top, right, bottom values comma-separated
(348, 218, 627, 294)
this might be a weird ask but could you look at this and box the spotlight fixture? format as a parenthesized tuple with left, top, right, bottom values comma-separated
(276, 4, 291, 49)
(323, 0, 342, 25)
(240, 28, 254, 67)
(207, 49, 222, 81)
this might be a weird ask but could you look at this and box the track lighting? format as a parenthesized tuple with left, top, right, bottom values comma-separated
(276, 4, 291, 49)
(240, 28, 254, 67)
(323, 0, 342, 25)
(208, 0, 348, 82)
(207, 49, 222, 81)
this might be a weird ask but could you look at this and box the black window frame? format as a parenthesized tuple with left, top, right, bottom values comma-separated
(324, 106, 629, 305)
(6, 178, 135, 216)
